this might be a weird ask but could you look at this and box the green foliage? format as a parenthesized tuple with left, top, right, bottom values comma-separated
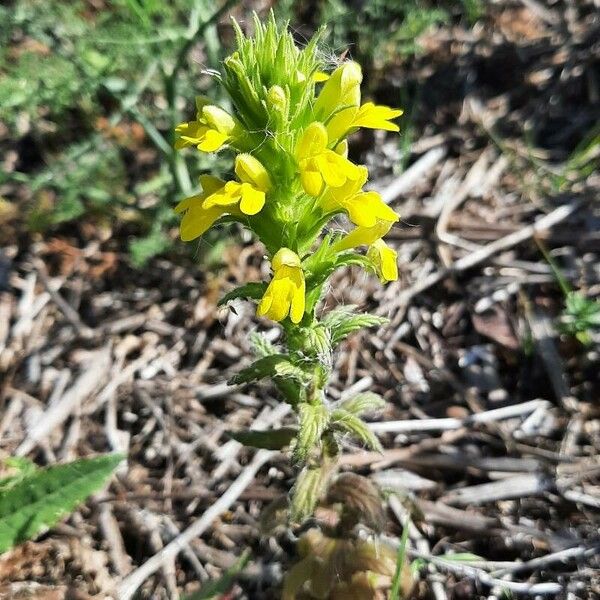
(1, 0, 231, 265)
(390, 515, 410, 600)
(248, 331, 278, 358)
(181, 549, 251, 600)
(229, 427, 297, 450)
(322, 305, 388, 346)
(218, 283, 269, 307)
(560, 292, 600, 345)
(319, 0, 447, 68)
(330, 409, 382, 452)
(336, 392, 386, 416)
(289, 463, 330, 523)
(0, 454, 123, 553)
(294, 402, 330, 463)
(230, 354, 309, 386)
(129, 225, 172, 267)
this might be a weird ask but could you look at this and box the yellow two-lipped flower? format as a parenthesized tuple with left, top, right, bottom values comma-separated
(175, 99, 238, 152)
(257, 248, 306, 324)
(331, 201, 400, 283)
(367, 239, 398, 282)
(175, 154, 271, 241)
(296, 122, 362, 197)
(314, 61, 403, 142)
(204, 153, 272, 215)
(319, 166, 399, 228)
(174, 175, 230, 241)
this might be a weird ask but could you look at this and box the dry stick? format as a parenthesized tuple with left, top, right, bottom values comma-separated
(379, 146, 447, 204)
(16, 345, 112, 456)
(406, 549, 563, 596)
(115, 449, 274, 600)
(435, 149, 492, 266)
(31, 258, 94, 339)
(385, 200, 582, 312)
(369, 399, 550, 433)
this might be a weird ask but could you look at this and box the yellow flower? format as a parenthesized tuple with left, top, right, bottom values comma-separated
(204, 153, 272, 215)
(175, 101, 237, 152)
(174, 175, 231, 241)
(296, 122, 362, 197)
(312, 61, 402, 141)
(257, 248, 306, 324)
(313, 62, 362, 120)
(319, 166, 399, 228)
(367, 239, 398, 282)
(326, 102, 403, 142)
(332, 213, 399, 254)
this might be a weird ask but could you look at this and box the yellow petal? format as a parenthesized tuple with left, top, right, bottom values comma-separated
(197, 129, 229, 152)
(312, 71, 330, 82)
(315, 153, 347, 188)
(203, 181, 241, 208)
(353, 102, 403, 132)
(289, 272, 306, 324)
(344, 191, 399, 227)
(272, 248, 302, 269)
(300, 164, 324, 197)
(326, 106, 358, 142)
(368, 239, 398, 282)
(198, 175, 226, 195)
(296, 122, 328, 161)
(235, 154, 272, 191)
(239, 183, 265, 215)
(179, 204, 227, 241)
(314, 62, 362, 119)
(333, 220, 396, 252)
(201, 105, 236, 133)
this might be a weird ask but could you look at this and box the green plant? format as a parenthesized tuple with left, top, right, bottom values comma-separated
(181, 549, 251, 600)
(1, 0, 234, 264)
(318, 0, 448, 70)
(0, 454, 123, 553)
(536, 240, 600, 345)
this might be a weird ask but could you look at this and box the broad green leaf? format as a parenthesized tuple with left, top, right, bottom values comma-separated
(229, 354, 293, 385)
(218, 282, 267, 307)
(0, 453, 124, 553)
(0, 458, 37, 492)
(229, 427, 297, 450)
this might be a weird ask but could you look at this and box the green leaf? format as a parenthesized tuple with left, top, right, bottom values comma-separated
(294, 403, 329, 463)
(337, 392, 386, 417)
(230, 354, 297, 385)
(438, 552, 484, 563)
(324, 309, 389, 347)
(390, 514, 410, 600)
(129, 228, 171, 267)
(181, 549, 251, 600)
(218, 282, 267, 307)
(0, 453, 124, 553)
(248, 331, 278, 358)
(331, 409, 382, 452)
(228, 427, 297, 450)
(290, 463, 330, 523)
(0, 458, 38, 492)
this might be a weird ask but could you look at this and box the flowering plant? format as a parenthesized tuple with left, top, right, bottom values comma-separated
(175, 14, 401, 521)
